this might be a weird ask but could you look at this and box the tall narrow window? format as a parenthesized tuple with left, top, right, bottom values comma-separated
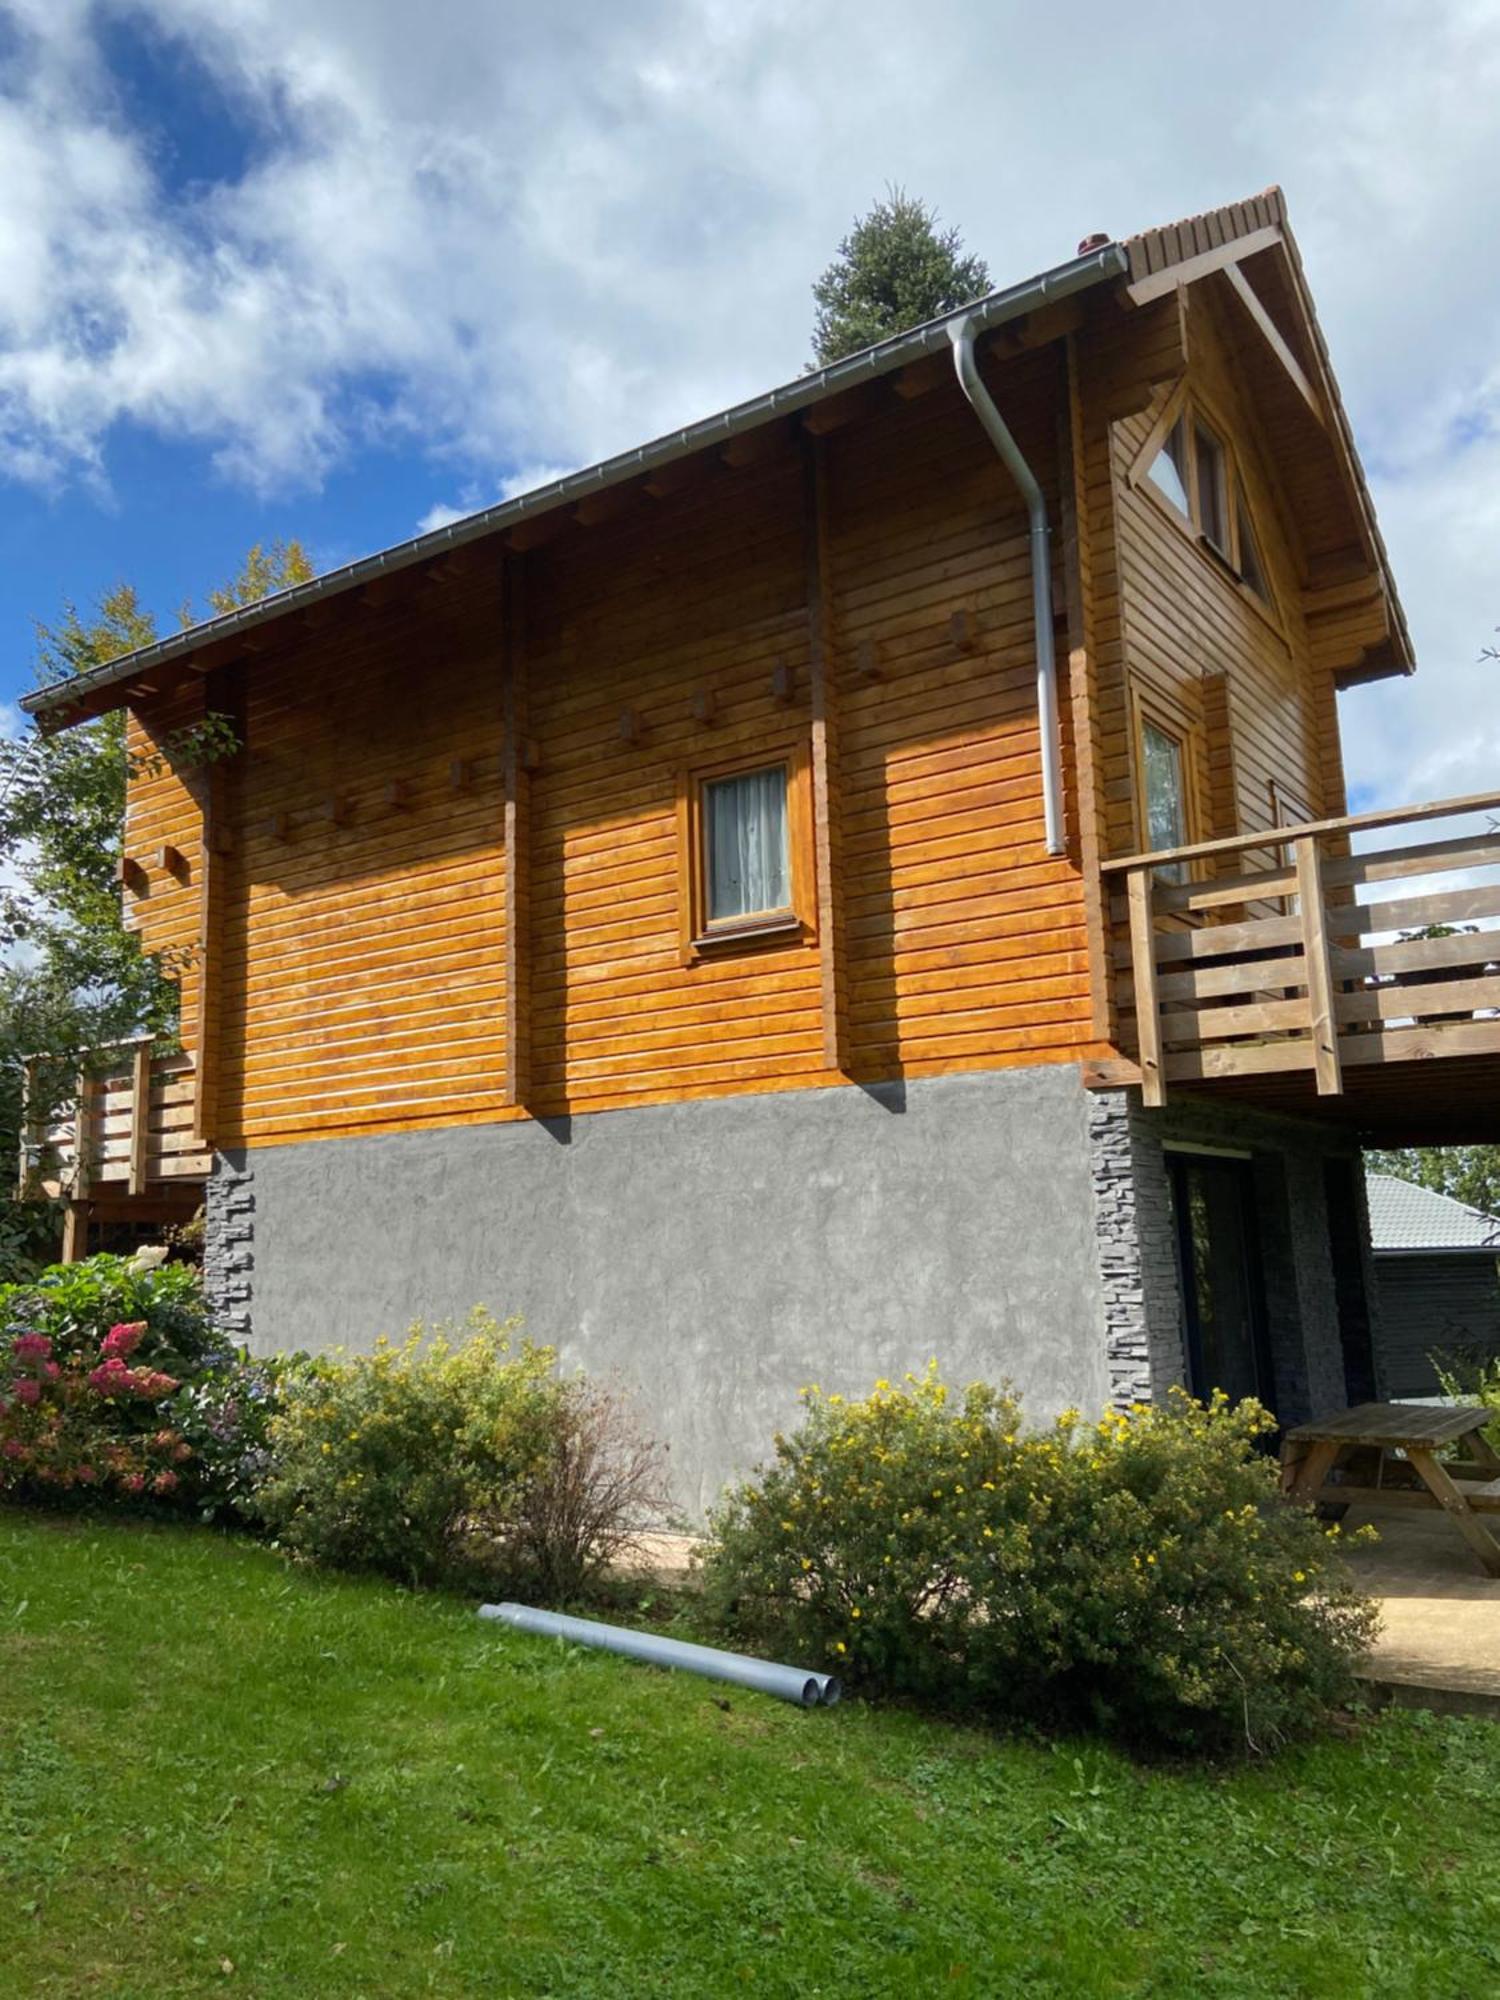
(1235, 478, 1270, 601)
(704, 765, 790, 923)
(1147, 416, 1192, 516)
(1142, 722, 1188, 855)
(1194, 421, 1229, 555)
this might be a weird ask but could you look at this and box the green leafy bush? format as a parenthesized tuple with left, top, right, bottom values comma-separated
(256, 1313, 667, 1594)
(0, 1254, 221, 1504)
(701, 1369, 1377, 1754)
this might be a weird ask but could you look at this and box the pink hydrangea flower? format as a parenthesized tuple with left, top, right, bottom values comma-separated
(101, 1322, 147, 1359)
(75, 1463, 97, 1484)
(42, 1361, 60, 1381)
(12, 1333, 52, 1361)
(121, 1471, 146, 1495)
(151, 1469, 178, 1494)
(1, 1438, 24, 1459)
(12, 1378, 40, 1407)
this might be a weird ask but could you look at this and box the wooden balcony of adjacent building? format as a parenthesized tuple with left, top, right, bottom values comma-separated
(1088, 789, 1500, 1145)
(18, 1040, 210, 1259)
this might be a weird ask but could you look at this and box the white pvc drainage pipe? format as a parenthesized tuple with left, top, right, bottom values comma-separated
(949, 315, 1066, 857)
(480, 1602, 841, 1707)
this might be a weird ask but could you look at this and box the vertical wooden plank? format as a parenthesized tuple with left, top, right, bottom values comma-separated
(1125, 868, 1166, 1106)
(1294, 833, 1342, 1097)
(191, 665, 234, 1150)
(61, 1202, 87, 1264)
(1057, 336, 1113, 1044)
(63, 1064, 94, 1263)
(128, 1040, 152, 1195)
(804, 433, 848, 1074)
(501, 553, 531, 1109)
(15, 1057, 33, 1197)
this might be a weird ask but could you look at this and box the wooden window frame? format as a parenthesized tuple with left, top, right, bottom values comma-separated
(1129, 383, 1282, 626)
(675, 735, 816, 964)
(1129, 680, 1204, 878)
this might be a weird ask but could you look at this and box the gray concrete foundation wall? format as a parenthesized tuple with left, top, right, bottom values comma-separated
(210, 1066, 1113, 1517)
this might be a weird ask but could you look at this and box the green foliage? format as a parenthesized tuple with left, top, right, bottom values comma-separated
(1366, 1144, 1500, 1220)
(701, 1370, 1377, 1754)
(256, 1314, 664, 1594)
(5, 1516, 1500, 1997)
(169, 1349, 305, 1525)
(811, 186, 990, 365)
(202, 538, 313, 617)
(0, 541, 313, 1266)
(0, 1254, 220, 1504)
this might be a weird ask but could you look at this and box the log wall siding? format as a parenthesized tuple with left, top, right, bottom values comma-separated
(217, 569, 509, 1142)
(1094, 281, 1334, 863)
(118, 283, 1379, 1147)
(124, 681, 208, 1048)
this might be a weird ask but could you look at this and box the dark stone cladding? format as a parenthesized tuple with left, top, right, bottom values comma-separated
(1088, 1088, 1366, 1422)
(203, 1150, 254, 1344)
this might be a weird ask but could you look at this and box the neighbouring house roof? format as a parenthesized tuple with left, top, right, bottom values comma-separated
(22, 185, 1411, 727)
(1366, 1173, 1500, 1257)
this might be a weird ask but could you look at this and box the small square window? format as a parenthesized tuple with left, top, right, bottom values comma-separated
(704, 765, 791, 924)
(1194, 422, 1229, 555)
(1147, 417, 1192, 517)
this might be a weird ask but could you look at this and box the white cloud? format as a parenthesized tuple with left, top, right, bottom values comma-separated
(0, 0, 1497, 805)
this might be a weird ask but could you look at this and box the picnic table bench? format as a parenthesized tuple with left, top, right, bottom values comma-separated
(1280, 1401, 1500, 1578)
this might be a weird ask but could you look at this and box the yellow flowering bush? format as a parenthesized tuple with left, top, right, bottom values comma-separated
(701, 1370, 1377, 1753)
(257, 1311, 666, 1595)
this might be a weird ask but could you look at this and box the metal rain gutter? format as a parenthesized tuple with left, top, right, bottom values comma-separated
(24, 241, 1128, 721)
(948, 315, 1065, 856)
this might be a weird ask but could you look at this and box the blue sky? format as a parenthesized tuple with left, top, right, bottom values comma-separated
(1, 0, 1496, 809)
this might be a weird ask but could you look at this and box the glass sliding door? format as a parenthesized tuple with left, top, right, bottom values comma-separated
(1166, 1152, 1275, 1410)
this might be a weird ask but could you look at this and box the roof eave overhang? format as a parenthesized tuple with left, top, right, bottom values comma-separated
(24, 241, 1129, 727)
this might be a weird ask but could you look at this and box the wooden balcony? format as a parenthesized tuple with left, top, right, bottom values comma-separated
(1096, 790, 1500, 1144)
(19, 1041, 211, 1242)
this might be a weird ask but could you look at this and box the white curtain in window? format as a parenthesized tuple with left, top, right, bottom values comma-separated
(706, 766, 790, 920)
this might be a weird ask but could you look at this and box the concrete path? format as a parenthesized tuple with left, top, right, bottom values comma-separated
(1344, 1498, 1500, 1716)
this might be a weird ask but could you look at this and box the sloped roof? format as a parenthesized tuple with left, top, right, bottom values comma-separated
(22, 185, 1409, 726)
(1366, 1174, 1500, 1255)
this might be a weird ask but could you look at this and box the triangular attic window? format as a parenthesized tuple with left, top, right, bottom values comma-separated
(1147, 417, 1192, 517)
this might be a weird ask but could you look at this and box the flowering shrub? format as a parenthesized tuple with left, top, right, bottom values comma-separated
(0, 1255, 223, 1508)
(700, 1370, 1377, 1754)
(169, 1351, 310, 1524)
(256, 1312, 666, 1593)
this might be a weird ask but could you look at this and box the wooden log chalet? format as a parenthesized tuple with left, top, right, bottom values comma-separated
(24, 188, 1499, 1511)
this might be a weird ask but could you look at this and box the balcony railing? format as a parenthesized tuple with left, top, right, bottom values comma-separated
(19, 1040, 211, 1204)
(1104, 789, 1500, 1107)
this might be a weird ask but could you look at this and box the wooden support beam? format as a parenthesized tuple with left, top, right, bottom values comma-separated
(1123, 225, 1283, 306)
(854, 638, 882, 682)
(506, 513, 568, 553)
(157, 844, 186, 877)
(1125, 871, 1165, 1107)
(573, 484, 635, 528)
(642, 454, 708, 501)
(804, 434, 848, 1076)
(892, 352, 950, 400)
(116, 856, 147, 893)
(802, 382, 882, 436)
(1293, 834, 1343, 1097)
(691, 688, 717, 726)
(128, 1041, 152, 1196)
(501, 556, 531, 1110)
(947, 608, 980, 654)
(60, 1201, 87, 1264)
(721, 420, 793, 469)
(193, 663, 238, 1151)
(1221, 262, 1325, 428)
(771, 658, 796, 707)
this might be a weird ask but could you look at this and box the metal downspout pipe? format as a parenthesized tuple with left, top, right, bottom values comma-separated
(948, 317, 1066, 857)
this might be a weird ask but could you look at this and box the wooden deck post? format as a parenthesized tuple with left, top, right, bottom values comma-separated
(501, 554, 531, 1110)
(1294, 832, 1343, 1097)
(128, 1040, 152, 1195)
(62, 1065, 94, 1264)
(803, 434, 848, 1075)
(1126, 867, 1165, 1107)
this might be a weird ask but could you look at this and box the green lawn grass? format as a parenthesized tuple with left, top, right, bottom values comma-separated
(2, 1511, 1498, 2000)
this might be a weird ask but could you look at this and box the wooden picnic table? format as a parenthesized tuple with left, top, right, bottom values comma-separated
(1280, 1401, 1500, 1578)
